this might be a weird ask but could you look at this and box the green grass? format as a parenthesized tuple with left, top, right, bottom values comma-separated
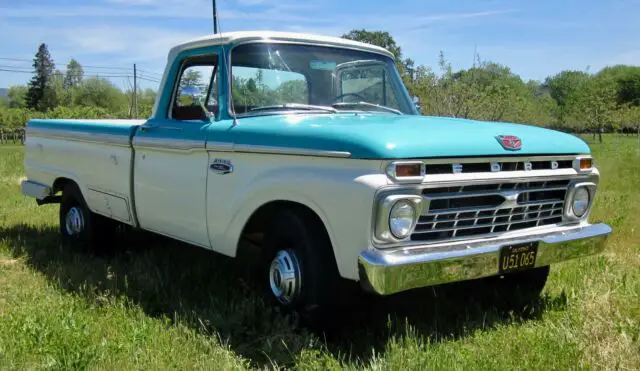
(1, 136, 639, 370)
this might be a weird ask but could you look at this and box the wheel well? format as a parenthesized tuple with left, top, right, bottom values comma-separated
(52, 177, 75, 195)
(237, 200, 331, 258)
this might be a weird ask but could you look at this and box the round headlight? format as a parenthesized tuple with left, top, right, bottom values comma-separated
(572, 187, 590, 217)
(389, 200, 416, 239)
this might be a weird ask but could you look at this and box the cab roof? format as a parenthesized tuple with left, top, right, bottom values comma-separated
(167, 30, 395, 61)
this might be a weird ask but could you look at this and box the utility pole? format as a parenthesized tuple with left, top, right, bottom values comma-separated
(133, 63, 138, 118)
(212, 0, 218, 34)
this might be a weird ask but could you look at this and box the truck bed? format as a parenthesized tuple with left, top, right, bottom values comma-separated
(24, 119, 145, 225)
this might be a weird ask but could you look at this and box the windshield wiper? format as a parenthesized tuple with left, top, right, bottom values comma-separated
(332, 101, 403, 115)
(249, 103, 337, 113)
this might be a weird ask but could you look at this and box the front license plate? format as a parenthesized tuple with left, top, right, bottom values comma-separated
(498, 242, 538, 274)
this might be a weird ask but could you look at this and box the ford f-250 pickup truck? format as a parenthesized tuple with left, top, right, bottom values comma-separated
(21, 31, 612, 321)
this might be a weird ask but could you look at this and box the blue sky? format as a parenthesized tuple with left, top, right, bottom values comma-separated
(1, 0, 638, 91)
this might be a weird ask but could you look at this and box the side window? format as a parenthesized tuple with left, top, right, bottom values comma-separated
(172, 55, 218, 121)
(231, 66, 308, 114)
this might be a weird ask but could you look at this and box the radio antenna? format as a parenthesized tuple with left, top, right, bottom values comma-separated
(212, 0, 218, 34)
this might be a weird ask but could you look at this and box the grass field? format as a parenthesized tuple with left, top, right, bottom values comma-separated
(1, 137, 638, 370)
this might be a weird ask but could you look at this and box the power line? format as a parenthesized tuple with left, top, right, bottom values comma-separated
(0, 57, 31, 62)
(0, 57, 163, 76)
(0, 68, 161, 83)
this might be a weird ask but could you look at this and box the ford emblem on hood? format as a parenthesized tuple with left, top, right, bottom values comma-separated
(496, 135, 522, 151)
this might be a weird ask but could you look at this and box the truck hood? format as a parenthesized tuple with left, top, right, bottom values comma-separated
(224, 113, 590, 159)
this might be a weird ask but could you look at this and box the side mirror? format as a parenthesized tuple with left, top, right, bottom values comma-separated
(179, 85, 213, 120)
(412, 96, 422, 114)
(180, 85, 204, 105)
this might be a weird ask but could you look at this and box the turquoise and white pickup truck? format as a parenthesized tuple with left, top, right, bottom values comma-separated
(21, 31, 612, 320)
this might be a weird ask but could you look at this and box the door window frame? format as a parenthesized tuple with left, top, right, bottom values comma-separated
(166, 53, 221, 121)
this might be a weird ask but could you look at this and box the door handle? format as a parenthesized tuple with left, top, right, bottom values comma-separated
(140, 124, 183, 132)
(139, 123, 158, 132)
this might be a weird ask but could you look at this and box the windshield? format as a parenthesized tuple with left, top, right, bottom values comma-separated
(229, 42, 417, 117)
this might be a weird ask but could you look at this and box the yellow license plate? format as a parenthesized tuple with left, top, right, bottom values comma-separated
(498, 242, 538, 274)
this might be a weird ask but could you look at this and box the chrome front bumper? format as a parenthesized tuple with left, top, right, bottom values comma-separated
(358, 223, 612, 295)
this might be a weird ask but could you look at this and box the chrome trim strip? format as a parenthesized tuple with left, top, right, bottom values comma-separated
(418, 155, 586, 164)
(382, 155, 594, 183)
(26, 127, 131, 147)
(20, 180, 52, 200)
(422, 185, 569, 200)
(358, 223, 612, 295)
(205, 141, 234, 152)
(232, 144, 351, 158)
(132, 136, 204, 152)
(422, 170, 586, 188)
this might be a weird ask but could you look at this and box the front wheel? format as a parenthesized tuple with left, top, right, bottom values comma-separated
(260, 207, 343, 325)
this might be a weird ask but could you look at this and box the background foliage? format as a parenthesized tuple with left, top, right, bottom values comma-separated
(1, 33, 639, 140)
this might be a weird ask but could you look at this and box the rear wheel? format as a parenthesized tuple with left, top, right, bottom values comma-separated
(260, 207, 342, 326)
(59, 183, 116, 253)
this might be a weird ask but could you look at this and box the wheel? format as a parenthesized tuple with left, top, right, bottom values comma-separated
(59, 183, 116, 253)
(260, 207, 342, 325)
(480, 266, 550, 309)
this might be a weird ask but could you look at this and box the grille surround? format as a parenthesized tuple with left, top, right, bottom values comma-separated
(411, 180, 570, 243)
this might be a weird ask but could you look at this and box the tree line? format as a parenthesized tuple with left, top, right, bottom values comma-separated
(0, 43, 155, 128)
(2, 32, 639, 141)
(342, 30, 640, 141)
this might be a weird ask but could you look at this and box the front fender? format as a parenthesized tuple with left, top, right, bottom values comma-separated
(206, 160, 386, 280)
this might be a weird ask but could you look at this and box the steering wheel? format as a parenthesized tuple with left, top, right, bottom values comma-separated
(332, 93, 367, 103)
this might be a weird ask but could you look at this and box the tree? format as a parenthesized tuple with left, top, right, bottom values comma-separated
(179, 70, 203, 89)
(340, 29, 413, 80)
(543, 70, 589, 125)
(597, 65, 640, 106)
(64, 59, 84, 88)
(26, 43, 56, 111)
(7, 86, 28, 108)
(573, 76, 618, 142)
(73, 77, 128, 112)
(341, 29, 402, 60)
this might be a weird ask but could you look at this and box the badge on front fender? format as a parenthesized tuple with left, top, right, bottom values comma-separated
(210, 158, 233, 174)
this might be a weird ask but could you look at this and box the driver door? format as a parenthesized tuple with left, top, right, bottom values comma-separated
(132, 53, 219, 247)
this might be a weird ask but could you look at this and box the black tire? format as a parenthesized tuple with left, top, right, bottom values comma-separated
(480, 266, 550, 309)
(260, 207, 342, 326)
(59, 182, 116, 253)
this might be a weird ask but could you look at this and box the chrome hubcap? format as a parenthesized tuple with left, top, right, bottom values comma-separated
(269, 249, 302, 305)
(64, 207, 85, 236)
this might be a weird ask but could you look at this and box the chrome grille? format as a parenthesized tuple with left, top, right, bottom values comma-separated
(412, 179, 569, 242)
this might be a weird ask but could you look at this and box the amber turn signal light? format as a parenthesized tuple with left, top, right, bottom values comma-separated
(579, 158, 592, 170)
(395, 163, 423, 177)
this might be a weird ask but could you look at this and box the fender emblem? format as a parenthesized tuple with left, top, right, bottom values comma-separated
(210, 158, 233, 174)
(496, 135, 522, 151)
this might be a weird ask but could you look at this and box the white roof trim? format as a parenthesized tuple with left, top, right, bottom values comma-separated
(167, 30, 395, 61)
